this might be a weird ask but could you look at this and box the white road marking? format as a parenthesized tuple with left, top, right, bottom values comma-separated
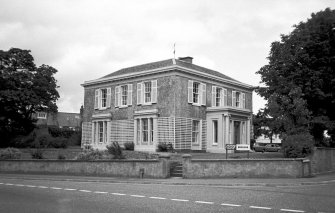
(15, 184, 25, 187)
(37, 186, 48, 189)
(149, 196, 166, 200)
(0, 183, 3, 184)
(130, 195, 145, 198)
(79, 190, 91, 192)
(250, 206, 272, 210)
(280, 209, 305, 212)
(94, 191, 108, 194)
(195, 201, 214, 204)
(64, 188, 77, 191)
(111, 193, 126, 196)
(26, 185, 36, 188)
(221, 203, 241, 207)
(171, 199, 189, 202)
(5, 183, 14, 185)
(50, 187, 62, 190)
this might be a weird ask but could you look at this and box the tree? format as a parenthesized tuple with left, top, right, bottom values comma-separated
(0, 48, 59, 146)
(256, 8, 335, 145)
(253, 109, 282, 143)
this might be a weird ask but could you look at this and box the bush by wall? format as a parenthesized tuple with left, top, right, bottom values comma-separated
(31, 149, 44, 159)
(48, 126, 76, 138)
(0, 147, 22, 159)
(107, 142, 124, 159)
(282, 132, 314, 158)
(75, 149, 105, 161)
(157, 142, 174, 152)
(124, 142, 135, 151)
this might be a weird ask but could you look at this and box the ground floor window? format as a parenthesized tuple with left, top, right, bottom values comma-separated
(136, 118, 154, 145)
(192, 120, 200, 144)
(92, 120, 108, 143)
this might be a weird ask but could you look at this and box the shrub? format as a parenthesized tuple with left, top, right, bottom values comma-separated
(48, 126, 75, 138)
(57, 153, 66, 160)
(282, 132, 314, 158)
(75, 149, 104, 161)
(31, 149, 44, 159)
(67, 132, 81, 146)
(124, 142, 135, 151)
(33, 133, 53, 148)
(49, 137, 67, 148)
(11, 131, 36, 148)
(106, 142, 124, 159)
(157, 142, 174, 152)
(0, 147, 22, 159)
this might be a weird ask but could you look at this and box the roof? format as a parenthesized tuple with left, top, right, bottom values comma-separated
(83, 58, 253, 89)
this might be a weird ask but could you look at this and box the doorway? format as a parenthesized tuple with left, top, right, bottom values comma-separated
(234, 121, 241, 144)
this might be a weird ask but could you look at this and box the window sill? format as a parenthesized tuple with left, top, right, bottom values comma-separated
(212, 143, 218, 146)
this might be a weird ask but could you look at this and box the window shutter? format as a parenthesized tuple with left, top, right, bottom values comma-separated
(115, 86, 120, 107)
(188, 80, 193, 103)
(223, 89, 227, 106)
(242, 93, 246, 108)
(94, 90, 99, 109)
(106, 88, 111, 108)
(98, 90, 102, 109)
(137, 83, 142, 105)
(232, 91, 236, 107)
(128, 84, 133, 106)
(201, 83, 206, 106)
(211, 86, 216, 107)
(151, 80, 157, 103)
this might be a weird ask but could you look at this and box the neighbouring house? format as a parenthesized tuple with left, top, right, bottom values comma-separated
(81, 57, 253, 152)
(34, 112, 81, 131)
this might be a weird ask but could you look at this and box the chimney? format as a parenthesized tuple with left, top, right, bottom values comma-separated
(178, 56, 193, 63)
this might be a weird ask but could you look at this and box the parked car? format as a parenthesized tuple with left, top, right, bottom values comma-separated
(254, 143, 281, 152)
(253, 142, 267, 152)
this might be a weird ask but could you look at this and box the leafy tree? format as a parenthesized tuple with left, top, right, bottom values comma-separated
(0, 48, 59, 146)
(253, 109, 281, 143)
(256, 8, 335, 145)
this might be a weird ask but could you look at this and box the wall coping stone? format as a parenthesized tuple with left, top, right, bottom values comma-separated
(0, 159, 159, 163)
(190, 158, 306, 162)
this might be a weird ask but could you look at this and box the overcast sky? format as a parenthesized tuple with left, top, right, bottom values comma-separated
(0, 0, 333, 113)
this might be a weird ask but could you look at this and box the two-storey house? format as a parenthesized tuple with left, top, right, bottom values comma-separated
(81, 57, 253, 152)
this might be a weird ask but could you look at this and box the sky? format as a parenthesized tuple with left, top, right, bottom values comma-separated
(0, 0, 333, 113)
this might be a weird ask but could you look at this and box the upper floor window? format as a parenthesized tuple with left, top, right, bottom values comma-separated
(94, 88, 111, 110)
(37, 112, 47, 119)
(232, 91, 246, 108)
(188, 80, 206, 106)
(211, 86, 227, 107)
(137, 80, 157, 105)
(115, 84, 133, 107)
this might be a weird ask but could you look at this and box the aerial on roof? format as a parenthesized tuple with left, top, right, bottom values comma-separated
(100, 58, 240, 82)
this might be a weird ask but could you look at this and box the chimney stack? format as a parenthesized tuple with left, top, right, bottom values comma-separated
(178, 56, 193, 64)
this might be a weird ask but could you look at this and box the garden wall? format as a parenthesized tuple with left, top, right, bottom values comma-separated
(182, 155, 310, 178)
(0, 156, 170, 178)
(309, 147, 335, 174)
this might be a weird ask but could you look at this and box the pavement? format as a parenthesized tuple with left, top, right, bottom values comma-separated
(1, 172, 335, 187)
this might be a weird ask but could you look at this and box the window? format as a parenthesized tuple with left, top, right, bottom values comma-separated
(136, 118, 154, 145)
(121, 85, 128, 106)
(115, 84, 132, 107)
(92, 120, 109, 143)
(193, 82, 200, 103)
(212, 86, 227, 107)
(144, 82, 152, 103)
(188, 80, 206, 106)
(137, 80, 157, 105)
(101, 89, 107, 108)
(94, 88, 111, 110)
(192, 120, 200, 144)
(37, 112, 47, 119)
(232, 91, 246, 108)
(213, 120, 218, 145)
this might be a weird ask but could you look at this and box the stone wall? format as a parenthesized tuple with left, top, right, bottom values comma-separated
(0, 156, 170, 178)
(182, 155, 310, 178)
(310, 147, 335, 174)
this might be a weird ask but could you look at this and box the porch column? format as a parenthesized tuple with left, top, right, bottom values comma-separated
(224, 114, 230, 145)
(246, 117, 251, 145)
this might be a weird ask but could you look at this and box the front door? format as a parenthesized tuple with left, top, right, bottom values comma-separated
(234, 121, 241, 144)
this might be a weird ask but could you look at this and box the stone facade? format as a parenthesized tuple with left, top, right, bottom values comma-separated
(81, 57, 253, 152)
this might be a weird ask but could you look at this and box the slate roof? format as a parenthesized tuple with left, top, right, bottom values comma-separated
(100, 58, 240, 83)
